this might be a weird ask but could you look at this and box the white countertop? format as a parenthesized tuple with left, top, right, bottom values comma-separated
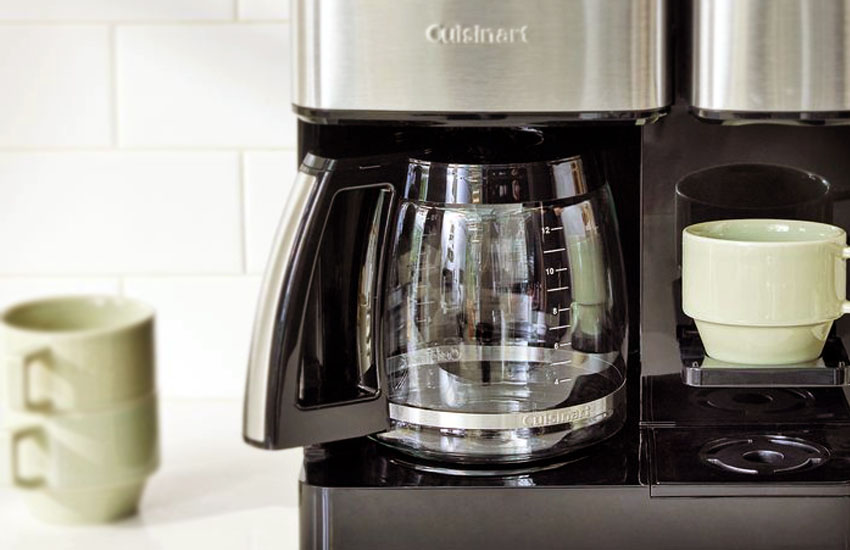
(0, 400, 303, 550)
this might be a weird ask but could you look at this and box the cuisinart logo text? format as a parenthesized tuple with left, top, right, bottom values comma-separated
(425, 24, 529, 45)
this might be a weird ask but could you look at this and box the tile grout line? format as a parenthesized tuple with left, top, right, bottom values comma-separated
(0, 147, 297, 153)
(108, 24, 118, 147)
(0, 19, 290, 25)
(0, 274, 252, 279)
(237, 151, 249, 274)
(156, 401, 254, 408)
(233, 0, 240, 20)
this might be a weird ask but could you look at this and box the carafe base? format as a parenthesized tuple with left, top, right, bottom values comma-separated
(374, 380, 626, 465)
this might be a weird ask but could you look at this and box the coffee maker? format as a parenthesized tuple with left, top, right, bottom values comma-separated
(244, 1, 850, 548)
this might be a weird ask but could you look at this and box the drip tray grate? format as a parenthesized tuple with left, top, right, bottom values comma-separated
(700, 435, 829, 476)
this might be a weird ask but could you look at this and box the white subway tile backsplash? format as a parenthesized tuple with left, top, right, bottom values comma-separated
(0, 1, 234, 21)
(0, 153, 242, 275)
(0, 277, 120, 312)
(0, 13, 300, 398)
(0, 26, 110, 147)
(116, 25, 294, 148)
(243, 151, 298, 273)
(123, 276, 261, 399)
(238, 0, 289, 20)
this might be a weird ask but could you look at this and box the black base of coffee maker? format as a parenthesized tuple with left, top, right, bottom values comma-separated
(299, 374, 850, 550)
(300, 436, 850, 550)
(301, 489, 850, 550)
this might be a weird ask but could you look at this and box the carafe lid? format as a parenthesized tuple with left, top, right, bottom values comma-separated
(404, 129, 605, 204)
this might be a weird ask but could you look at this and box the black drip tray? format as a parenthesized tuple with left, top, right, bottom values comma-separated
(678, 327, 850, 387)
(648, 427, 850, 497)
(642, 374, 850, 426)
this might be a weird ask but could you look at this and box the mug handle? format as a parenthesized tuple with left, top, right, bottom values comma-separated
(5, 347, 51, 412)
(0, 427, 46, 489)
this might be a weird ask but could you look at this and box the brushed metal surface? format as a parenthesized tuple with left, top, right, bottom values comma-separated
(243, 167, 318, 444)
(690, 0, 850, 116)
(293, 0, 670, 115)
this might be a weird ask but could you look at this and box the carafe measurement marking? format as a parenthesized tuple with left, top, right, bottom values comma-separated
(540, 205, 572, 351)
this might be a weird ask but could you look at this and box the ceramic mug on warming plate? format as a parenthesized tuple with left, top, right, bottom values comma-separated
(682, 219, 850, 365)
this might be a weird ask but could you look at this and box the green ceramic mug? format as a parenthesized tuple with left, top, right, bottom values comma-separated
(682, 219, 850, 365)
(1, 296, 155, 413)
(0, 393, 159, 523)
(0, 296, 159, 523)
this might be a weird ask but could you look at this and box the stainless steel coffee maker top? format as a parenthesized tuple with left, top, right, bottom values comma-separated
(293, 0, 670, 119)
(690, 0, 850, 122)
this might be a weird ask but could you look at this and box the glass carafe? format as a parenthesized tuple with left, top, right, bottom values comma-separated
(377, 156, 628, 463)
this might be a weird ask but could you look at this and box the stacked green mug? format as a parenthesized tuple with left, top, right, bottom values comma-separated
(0, 296, 159, 523)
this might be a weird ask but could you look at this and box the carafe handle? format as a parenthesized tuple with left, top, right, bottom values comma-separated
(244, 153, 403, 450)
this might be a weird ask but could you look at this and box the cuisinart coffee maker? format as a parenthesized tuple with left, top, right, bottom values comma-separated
(244, 1, 850, 548)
